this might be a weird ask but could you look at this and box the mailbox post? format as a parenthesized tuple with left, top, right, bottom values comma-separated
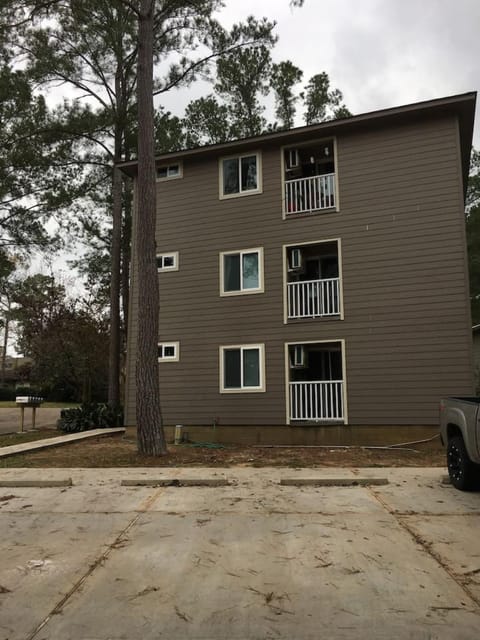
(15, 396, 44, 432)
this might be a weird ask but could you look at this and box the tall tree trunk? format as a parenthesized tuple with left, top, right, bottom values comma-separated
(135, 0, 167, 456)
(122, 174, 132, 338)
(1, 313, 9, 385)
(108, 160, 122, 407)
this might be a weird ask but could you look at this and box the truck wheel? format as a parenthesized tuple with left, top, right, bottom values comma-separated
(447, 435, 480, 491)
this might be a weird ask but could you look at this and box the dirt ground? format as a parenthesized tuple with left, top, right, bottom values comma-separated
(0, 431, 445, 468)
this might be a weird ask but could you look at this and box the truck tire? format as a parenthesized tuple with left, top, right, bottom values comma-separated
(447, 435, 480, 491)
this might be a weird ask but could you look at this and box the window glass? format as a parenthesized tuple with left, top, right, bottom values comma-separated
(163, 255, 175, 268)
(164, 346, 175, 358)
(157, 345, 164, 359)
(224, 349, 241, 388)
(156, 256, 164, 269)
(242, 252, 259, 289)
(243, 348, 260, 387)
(157, 164, 181, 180)
(224, 254, 241, 291)
(241, 155, 257, 191)
(223, 158, 239, 195)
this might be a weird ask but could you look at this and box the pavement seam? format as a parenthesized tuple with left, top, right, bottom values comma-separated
(367, 486, 480, 610)
(25, 487, 164, 640)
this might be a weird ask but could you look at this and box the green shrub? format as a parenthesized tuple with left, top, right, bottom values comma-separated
(15, 385, 37, 396)
(0, 387, 16, 401)
(57, 403, 124, 433)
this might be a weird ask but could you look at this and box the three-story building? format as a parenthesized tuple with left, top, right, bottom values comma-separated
(120, 92, 476, 440)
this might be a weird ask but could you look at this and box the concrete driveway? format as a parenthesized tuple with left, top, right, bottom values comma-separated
(0, 467, 479, 639)
(0, 408, 61, 435)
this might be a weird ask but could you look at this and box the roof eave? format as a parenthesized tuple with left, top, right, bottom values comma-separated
(118, 91, 477, 194)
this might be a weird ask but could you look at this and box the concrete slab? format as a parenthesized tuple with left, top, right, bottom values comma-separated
(403, 515, 480, 602)
(0, 467, 479, 639)
(35, 511, 480, 640)
(369, 468, 480, 515)
(0, 478, 72, 487)
(121, 477, 230, 487)
(280, 477, 389, 486)
(0, 511, 133, 640)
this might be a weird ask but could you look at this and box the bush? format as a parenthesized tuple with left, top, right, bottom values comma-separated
(57, 403, 124, 433)
(0, 387, 16, 401)
(15, 385, 37, 396)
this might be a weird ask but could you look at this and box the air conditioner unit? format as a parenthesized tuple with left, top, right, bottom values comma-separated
(290, 345, 306, 368)
(285, 148, 299, 170)
(288, 248, 303, 271)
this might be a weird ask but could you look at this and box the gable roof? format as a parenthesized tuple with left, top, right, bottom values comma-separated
(118, 91, 476, 198)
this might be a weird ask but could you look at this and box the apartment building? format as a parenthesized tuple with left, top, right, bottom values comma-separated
(121, 92, 476, 434)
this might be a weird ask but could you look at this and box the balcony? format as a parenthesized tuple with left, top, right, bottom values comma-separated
(285, 173, 336, 215)
(289, 380, 344, 421)
(287, 278, 340, 319)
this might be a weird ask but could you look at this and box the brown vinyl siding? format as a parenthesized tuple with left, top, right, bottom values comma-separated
(125, 113, 473, 427)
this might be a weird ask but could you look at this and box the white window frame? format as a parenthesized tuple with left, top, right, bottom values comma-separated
(156, 162, 183, 182)
(219, 247, 264, 297)
(156, 252, 179, 272)
(219, 344, 266, 393)
(219, 151, 262, 199)
(157, 342, 179, 362)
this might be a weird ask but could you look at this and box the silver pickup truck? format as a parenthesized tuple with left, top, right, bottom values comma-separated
(440, 397, 480, 491)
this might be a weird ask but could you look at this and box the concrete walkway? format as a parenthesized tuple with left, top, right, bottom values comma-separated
(0, 428, 125, 458)
(0, 467, 479, 639)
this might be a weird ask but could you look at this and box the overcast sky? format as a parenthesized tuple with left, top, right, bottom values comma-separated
(160, 0, 480, 146)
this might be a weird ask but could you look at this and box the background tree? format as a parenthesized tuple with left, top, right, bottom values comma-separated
(182, 65, 350, 145)
(214, 22, 276, 138)
(0, 252, 19, 384)
(0, 63, 76, 252)
(1, 1, 277, 412)
(303, 72, 350, 124)
(12, 274, 109, 401)
(270, 60, 303, 129)
(183, 96, 230, 147)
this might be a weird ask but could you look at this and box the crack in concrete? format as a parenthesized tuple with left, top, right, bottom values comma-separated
(367, 487, 480, 610)
(25, 487, 164, 640)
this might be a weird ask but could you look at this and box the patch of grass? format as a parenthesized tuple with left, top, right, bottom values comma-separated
(0, 430, 57, 448)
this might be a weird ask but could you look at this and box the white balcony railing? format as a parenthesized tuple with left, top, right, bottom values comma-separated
(289, 381, 344, 421)
(285, 173, 335, 214)
(287, 278, 340, 319)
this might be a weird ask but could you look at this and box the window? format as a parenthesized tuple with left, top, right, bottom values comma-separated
(156, 252, 178, 272)
(157, 342, 179, 362)
(156, 163, 182, 181)
(220, 248, 263, 296)
(220, 152, 261, 198)
(220, 344, 265, 392)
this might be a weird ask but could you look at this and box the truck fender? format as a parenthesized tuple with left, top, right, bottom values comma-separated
(444, 407, 468, 440)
